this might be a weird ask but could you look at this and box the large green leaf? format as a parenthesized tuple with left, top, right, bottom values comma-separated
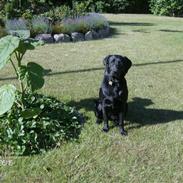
(21, 108, 42, 119)
(0, 84, 16, 115)
(17, 39, 44, 55)
(0, 35, 20, 70)
(27, 62, 45, 92)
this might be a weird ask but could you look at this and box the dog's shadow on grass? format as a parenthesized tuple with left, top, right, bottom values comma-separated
(68, 97, 183, 128)
(127, 97, 183, 128)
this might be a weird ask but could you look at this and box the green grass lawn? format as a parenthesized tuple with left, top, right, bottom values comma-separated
(0, 14, 183, 182)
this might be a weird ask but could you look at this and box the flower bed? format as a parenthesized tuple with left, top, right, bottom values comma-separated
(4, 13, 110, 43)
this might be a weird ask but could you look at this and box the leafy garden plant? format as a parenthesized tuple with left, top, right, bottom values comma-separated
(0, 35, 44, 114)
(0, 35, 82, 155)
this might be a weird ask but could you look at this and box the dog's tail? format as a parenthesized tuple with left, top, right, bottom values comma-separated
(94, 99, 103, 120)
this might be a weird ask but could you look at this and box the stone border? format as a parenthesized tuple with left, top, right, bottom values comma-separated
(34, 27, 110, 43)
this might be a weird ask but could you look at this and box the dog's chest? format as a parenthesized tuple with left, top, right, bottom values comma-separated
(107, 82, 122, 98)
(103, 80, 127, 110)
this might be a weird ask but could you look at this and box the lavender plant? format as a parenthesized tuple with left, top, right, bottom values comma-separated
(61, 13, 109, 34)
(5, 18, 30, 38)
(31, 16, 52, 36)
(5, 18, 28, 31)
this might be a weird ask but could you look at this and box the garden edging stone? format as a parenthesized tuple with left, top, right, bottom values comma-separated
(54, 33, 71, 43)
(35, 34, 54, 43)
(33, 27, 110, 43)
(71, 32, 85, 42)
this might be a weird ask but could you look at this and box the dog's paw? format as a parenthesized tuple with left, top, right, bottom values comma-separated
(120, 130, 128, 136)
(102, 127, 109, 133)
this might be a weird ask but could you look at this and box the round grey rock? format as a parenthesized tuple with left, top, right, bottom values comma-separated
(91, 30, 100, 39)
(54, 34, 71, 43)
(98, 27, 110, 38)
(85, 31, 93, 40)
(71, 32, 85, 42)
(85, 30, 100, 40)
(35, 34, 54, 43)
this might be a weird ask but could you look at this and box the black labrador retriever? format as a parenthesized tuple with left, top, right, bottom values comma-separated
(95, 55, 132, 135)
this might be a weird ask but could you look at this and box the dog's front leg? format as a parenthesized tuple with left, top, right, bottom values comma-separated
(119, 112, 127, 136)
(102, 106, 109, 132)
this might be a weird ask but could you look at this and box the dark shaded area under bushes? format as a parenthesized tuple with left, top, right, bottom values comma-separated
(76, 0, 150, 14)
(1, 0, 183, 19)
(0, 0, 150, 19)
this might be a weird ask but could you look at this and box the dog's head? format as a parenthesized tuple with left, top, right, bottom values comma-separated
(103, 55, 132, 79)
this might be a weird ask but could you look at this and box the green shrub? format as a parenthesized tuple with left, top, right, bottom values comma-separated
(43, 5, 73, 22)
(21, 9, 33, 20)
(150, 0, 183, 16)
(1, 0, 73, 19)
(76, 0, 149, 13)
(107, 0, 130, 13)
(74, 0, 103, 12)
(4, 1, 17, 19)
(0, 92, 82, 155)
(43, 3, 86, 22)
(1, 0, 150, 18)
(0, 0, 6, 10)
(1, 0, 51, 19)
(2, 0, 149, 18)
(128, 0, 150, 13)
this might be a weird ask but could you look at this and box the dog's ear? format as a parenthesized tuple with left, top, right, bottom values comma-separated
(123, 56, 132, 74)
(103, 55, 111, 66)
